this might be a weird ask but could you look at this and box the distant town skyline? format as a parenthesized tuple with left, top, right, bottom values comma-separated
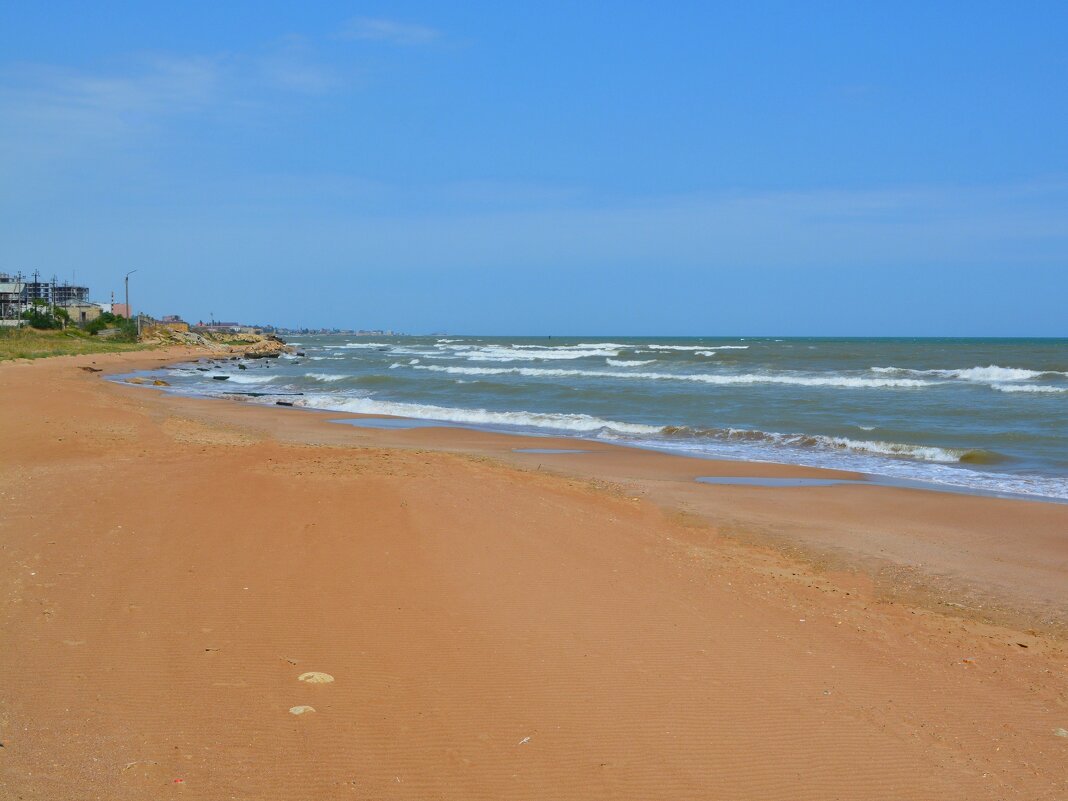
(1, 2, 1066, 335)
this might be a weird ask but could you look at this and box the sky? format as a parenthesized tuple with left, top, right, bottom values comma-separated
(1, 1, 1066, 335)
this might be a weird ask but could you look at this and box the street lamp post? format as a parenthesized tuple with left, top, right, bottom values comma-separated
(124, 270, 138, 336)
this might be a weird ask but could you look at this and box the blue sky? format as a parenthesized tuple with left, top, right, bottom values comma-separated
(1, 1, 1066, 335)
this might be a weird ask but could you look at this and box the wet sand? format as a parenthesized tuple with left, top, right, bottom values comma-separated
(1, 349, 1067, 800)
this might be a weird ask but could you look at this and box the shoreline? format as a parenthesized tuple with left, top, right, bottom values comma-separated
(3, 347, 1067, 799)
(116, 345, 1068, 506)
(102, 349, 1068, 631)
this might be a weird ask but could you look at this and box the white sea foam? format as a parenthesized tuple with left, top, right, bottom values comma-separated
(437, 342, 624, 362)
(643, 344, 749, 351)
(339, 342, 392, 349)
(873, 364, 1065, 382)
(461, 347, 620, 361)
(650, 426, 977, 463)
(952, 366, 1052, 381)
(222, 373, 277, 384)
(606, 358, 656, 367)
(811, 436, 968, 462)
(409, 364, 937, 388)
(991, 384, 1067, 393)
(305, 373, 348, 382)
(295, 395, 662, 435)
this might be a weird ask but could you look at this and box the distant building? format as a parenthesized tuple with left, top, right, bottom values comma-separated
(59, 301, 103, 324)
(0, 275, 26, 325)
(0, 272, 155, 327)
(53, 284, 89, 305)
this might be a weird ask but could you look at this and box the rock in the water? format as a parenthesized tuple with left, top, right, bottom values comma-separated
(153, 379, 170, 386)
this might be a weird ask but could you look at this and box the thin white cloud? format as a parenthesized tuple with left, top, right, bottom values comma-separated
(0, 55, 223, 159)
(340, 17, 441, 46)
(256, 38, 342, 95)
(0, 47, 346, 166)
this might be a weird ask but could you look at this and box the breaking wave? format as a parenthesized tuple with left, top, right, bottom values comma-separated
(646, 344, 749, 351)
(295, 395, 662, 435)
(220, 373, 277, 384)
(606, 358, 656, 367)
(873, 364, 1066, 382)
(991, 384, 1067, 394)
(409, 364, 936, 388)
(659, 425, 1002, 464)
(292, 392, 1003, 467)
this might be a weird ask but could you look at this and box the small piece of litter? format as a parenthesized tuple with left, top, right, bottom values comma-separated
(518, 736, 532, 745)
(289, 705, 316, 715)
(121, 760, 158, 772)
(298, 671, 334, 684)
(1054, 727, 1068, 738)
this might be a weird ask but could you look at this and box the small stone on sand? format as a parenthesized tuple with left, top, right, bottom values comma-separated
(289, 705, 316, 715)
(298, 671, 334, 684)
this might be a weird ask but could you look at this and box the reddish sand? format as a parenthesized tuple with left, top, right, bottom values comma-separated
(1, 349, 1066, 800)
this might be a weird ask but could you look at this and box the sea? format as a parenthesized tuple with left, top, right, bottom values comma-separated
(134, 336, 1068, 501)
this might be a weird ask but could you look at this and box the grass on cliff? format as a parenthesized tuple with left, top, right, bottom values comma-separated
(0, 327, 149, 361)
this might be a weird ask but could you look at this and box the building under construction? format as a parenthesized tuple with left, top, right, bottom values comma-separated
(0, 272, 94, 323)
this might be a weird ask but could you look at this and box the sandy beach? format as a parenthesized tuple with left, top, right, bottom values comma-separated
(2, 349, 1067, 800)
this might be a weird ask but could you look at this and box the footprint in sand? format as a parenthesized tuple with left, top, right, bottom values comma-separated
(298, 671, 334, 684)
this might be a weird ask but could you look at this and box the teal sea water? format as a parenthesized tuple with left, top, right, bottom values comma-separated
(138, 337, 1068, 500)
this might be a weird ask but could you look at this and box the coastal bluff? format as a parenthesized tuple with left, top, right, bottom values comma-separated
(138, 325, 293, 358)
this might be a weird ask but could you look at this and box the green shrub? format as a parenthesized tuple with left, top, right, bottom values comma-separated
(84, 312, 137, 340)
(20, 305, 67, 329)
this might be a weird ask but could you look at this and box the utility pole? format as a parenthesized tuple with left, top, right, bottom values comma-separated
(125, 270, 138, 336)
